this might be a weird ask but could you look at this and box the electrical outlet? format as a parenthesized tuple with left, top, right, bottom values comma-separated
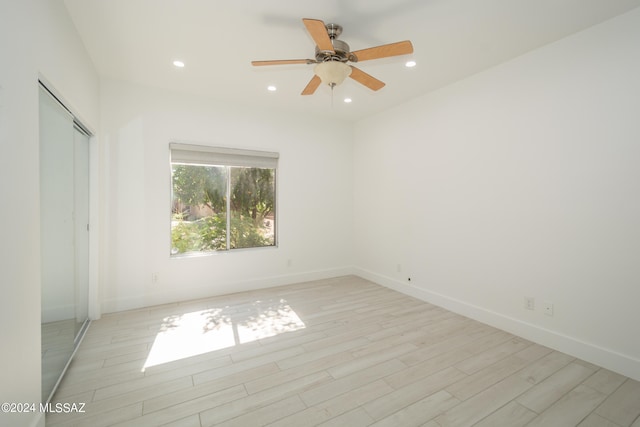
(542, 301, 554, 317)
(524, 297, 535, 311)
(151, 272, 159, 284)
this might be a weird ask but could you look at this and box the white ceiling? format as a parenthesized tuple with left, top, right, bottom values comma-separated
(64, 0, 640, 122)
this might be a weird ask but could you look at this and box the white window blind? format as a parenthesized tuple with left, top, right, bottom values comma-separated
(170, 143, 279, 169)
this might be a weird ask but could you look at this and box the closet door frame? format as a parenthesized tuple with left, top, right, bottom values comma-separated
(39, 79, 96, 404)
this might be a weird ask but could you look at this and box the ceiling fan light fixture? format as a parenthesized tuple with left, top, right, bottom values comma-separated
(314, 61, 352, 87)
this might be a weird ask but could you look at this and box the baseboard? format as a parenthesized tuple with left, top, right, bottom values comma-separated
(354, 267, 640, 382)
(101, 266, 356, 314)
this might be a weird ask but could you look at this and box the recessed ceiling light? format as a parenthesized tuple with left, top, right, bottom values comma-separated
(344, 98, 352, 103)
(267, 85, 277, 92)
(405, 60, 417, 68)
(173, 60, 185, 68)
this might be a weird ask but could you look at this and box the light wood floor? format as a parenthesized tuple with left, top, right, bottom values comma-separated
(48, 276, 640, 427)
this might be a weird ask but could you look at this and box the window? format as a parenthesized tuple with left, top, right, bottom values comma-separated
(170, 143, 277, 255)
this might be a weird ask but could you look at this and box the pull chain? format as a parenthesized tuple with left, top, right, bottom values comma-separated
(329, 82, 338, 109)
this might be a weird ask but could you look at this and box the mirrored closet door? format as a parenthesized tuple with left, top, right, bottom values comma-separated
(39, 85, 91, 403)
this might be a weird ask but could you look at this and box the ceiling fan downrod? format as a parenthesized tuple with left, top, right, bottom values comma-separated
(325, 23, 342, 39)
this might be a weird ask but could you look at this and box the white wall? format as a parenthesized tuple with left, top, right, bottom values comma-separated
(99, 79, 354, 313)
(353, 8, 640, 381)
(0, 1, 99, 426)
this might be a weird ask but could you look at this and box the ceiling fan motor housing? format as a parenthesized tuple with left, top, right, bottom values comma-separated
(315, 39, 351, 62)
(314, 23, 358, 63)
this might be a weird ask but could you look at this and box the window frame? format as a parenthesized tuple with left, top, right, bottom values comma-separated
(169, 142, 279, 257)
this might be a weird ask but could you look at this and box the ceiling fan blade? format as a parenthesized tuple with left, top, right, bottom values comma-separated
(351, 40, 413, 62)
(349, 66, 385, 91)
(303, 18, 334, 52)
(301, 75, 322, 95)
(251, 59, 314, 66)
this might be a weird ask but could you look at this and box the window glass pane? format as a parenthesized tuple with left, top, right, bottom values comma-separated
(230, 167, 276, 249)
(171, 164, 227, 255)
(171, 162, 276, 254)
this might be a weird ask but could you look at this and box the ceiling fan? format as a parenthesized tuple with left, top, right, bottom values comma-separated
(251, 18, 414, 95)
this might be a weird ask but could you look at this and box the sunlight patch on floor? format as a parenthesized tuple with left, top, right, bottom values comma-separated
(236, 303, 305, 343)
(143, 300, 305, 370)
